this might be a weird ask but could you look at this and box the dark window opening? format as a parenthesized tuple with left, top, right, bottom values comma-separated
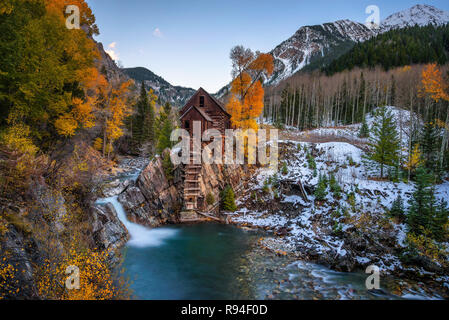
(184, 120, 190, 129)
(199, 96, 205, 108)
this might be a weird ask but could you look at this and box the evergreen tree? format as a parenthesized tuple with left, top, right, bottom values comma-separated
(389, 195, 405, 220)
(161, 150, 174, 182)
(132, 81, 156, 154)
(368, 106, 401, 178)
(420, 121, 440, 176)
(329, 172, 342, 197)
(221, 185, 237, 212)
(407, 167, 448, 241)
(359, 117, 370, 138)
(314, 173, 328, 201)
(156, 102, 174, 154)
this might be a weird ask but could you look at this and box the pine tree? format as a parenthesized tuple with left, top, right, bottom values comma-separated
(314, 173, 328, 202)
(420, 121, 440, 176)
(407, 166, 447, 241)
(389, 195, 405, 220)
(221, 185, 237, 212)
(156, 102, 174, 154)
(368, 106, 401, 178)
(161, 150, 174, 182)
(359, 117, 370, 138)
(132, 81, 156, 154)
(329, 172, 342, 197)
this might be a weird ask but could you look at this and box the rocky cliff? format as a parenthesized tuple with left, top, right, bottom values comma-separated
(117, 155, 247, 227)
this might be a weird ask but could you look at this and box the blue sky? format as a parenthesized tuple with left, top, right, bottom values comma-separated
(87, 0, 449, 93)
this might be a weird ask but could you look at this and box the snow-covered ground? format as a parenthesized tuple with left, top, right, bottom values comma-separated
(232, 115, 449, 295)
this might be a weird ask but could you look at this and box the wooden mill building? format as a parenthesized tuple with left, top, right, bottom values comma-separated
(179, 88, 231, 211)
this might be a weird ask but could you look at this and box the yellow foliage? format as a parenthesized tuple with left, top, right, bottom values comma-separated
(0, 1, 14, 15)
(231, 72, 252, 97)
(406, 232, 446, 264)
(0, 218, 8, 236)
(72, 96, 96, 129)
(93, 137, 103, 151)
(36, 245, 129, 300)
(44, 0, 98, 35)
(400, 65, 412, 73)
(250, 53, 274, 77)
(406, 144, 423, 172)
(0, 262, 19, 300)
(1, 124, 38, 156)
(55, 114, 78, 137)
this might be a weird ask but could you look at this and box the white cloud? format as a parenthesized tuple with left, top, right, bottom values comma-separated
(105, 42, 119, 61)
(153, 28, 163, 38)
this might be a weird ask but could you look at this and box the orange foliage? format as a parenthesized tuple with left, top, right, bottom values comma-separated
(250, 53, 274, 78)
(226, 47, 274, 131)
(44, 0, 99, 35)
(420, 63, 449, 102)
(36, 245, 129, 300)
(55, 96, 97, 137)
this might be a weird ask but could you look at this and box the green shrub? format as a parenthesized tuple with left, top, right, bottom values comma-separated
(329, 173, 342, 197)
(281, 162, 288, 175)
(347, 191, 356, 208)
(220, 185, 237, 212)
(314, 173, 328, 202)
(162, 152, 173, 181)
(359, 118, 370, 138)
(388, 195, 405, 220)
(206, 192, 215, 206)
(307, 153, 316, 170)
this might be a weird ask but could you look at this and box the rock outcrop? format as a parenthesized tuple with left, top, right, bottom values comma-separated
(90, 203, 129, 265)
(0, 226, 39, 299)
(118, 155, 249, 227)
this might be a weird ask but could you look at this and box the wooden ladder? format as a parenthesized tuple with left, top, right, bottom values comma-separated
(183, 143, 202, 210)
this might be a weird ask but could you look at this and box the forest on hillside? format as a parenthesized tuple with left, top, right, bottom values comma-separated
(0, 0, 176, 300)
(324, 24, 449, 75)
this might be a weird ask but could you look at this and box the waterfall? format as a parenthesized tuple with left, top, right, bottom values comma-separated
(95, 168, 177, 248)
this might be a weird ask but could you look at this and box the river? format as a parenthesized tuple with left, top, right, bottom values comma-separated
(95, 164, 441, 300)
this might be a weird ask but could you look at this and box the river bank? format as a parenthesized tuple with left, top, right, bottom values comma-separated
(95, 154, 447, 300)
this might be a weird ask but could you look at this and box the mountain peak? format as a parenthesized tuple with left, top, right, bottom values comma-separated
(380, 4, 449, 32)
(267, 19, 373, 85)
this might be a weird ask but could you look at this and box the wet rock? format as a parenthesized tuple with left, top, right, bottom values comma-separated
(0, 226, 39, 299)
(408, 255, 444, 274)
(118, 156, 181, 227)
(28, 181, 66, 234)
(90, 203, 129, 265)
(103, 179, 132, 197)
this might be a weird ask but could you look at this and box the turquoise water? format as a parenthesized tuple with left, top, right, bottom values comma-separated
(121, 224, 258, 300)
(98, 167, 442, 300)
(119, 222, 442, 300)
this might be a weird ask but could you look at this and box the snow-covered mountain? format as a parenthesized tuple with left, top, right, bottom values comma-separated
(122, 67, 196, 107)
(267, 20, 374, 85)
(380, 4, 449, 32)
(264, 4, 449, 86)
